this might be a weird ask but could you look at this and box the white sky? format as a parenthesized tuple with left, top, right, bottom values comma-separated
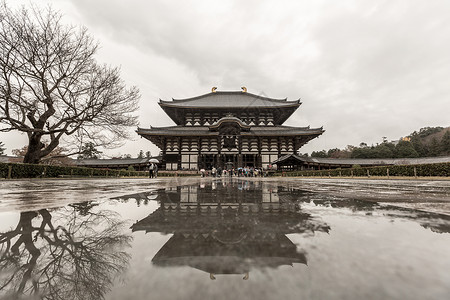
(1, 0, 449, 157)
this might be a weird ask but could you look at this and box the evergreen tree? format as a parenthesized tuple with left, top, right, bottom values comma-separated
(373, 143, 394, 158)
(394, 141, 419, 158)
(137, 150, 144, 158)
(416, 127, 443, 138)
(441, 131, 450, 155)
(78, 142, 102, 159)
(429, 137, 440, 156)
(311, 150, 328, 158)
(410, 137, 428, 156)
(0, 141, 5, 155)
(351, 147, 373, 158)
(327, 148, 341, 157)
(308, 126, 448, 159)
(145, 151, 151, 158)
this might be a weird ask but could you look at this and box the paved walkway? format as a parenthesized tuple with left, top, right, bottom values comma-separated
(1, 177, 449, 215)
(251, 177, 450, 215)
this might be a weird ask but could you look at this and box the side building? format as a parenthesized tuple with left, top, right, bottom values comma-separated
(137, 88, 324, 170)
(75, 157, 158, 171)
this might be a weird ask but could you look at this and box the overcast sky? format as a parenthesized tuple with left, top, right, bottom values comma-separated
(2, 0, 449, 157)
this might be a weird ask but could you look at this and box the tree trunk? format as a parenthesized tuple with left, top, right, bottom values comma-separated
(11, 211, 41, 293)
(23, 135, 45, 164)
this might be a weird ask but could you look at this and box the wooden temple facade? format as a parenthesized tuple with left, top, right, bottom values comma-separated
(137, 88, 324, 170)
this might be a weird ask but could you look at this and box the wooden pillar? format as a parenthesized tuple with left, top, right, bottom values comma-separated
(218, 136, 223, 168)
(257, 154, 262, 168)
(177, 137, 182, 170)
(161, 137, 167, 155)
(256, 137, 262, 168)
(277, 137, 282, 157)
(238, 136, 242, 154)
(257, 137, 262, 155)
(197, 137, 202, 170)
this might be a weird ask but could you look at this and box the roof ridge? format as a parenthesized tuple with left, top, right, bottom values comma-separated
(159, 91, 293, 103)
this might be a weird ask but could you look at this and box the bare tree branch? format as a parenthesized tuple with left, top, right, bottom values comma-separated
(0, 207, 131, 299)
(0, 2, 140, 163)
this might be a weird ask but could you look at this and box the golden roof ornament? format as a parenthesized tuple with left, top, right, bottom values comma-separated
(211, 87, 217, 93)
(241, 86, 247, 93)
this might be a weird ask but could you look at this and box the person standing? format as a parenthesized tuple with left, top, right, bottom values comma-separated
(217, 166, 222, 178)
(149, 163, 154, 178)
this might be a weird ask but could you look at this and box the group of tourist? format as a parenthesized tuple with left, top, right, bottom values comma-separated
(201, 166, 266, 177)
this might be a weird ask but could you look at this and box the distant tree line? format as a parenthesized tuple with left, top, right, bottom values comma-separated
(308, 126, 450, 159)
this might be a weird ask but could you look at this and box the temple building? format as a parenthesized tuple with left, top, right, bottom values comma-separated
(137, 88, 324, 170)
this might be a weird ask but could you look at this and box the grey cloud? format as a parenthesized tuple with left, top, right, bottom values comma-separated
(2, 0, 449, 156)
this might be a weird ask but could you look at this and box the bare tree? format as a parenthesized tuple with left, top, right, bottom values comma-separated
(0, 2, 140, 164)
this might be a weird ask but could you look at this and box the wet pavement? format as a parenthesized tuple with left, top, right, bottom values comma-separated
(0, 178, 449, 299)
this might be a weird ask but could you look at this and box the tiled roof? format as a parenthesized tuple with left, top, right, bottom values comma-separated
(160, 91, 300, 108)
(274, 154, 450, 166)
(75, 158, 152, 166)
(0, 155, 22, 163)
(137, 125, 324, 136)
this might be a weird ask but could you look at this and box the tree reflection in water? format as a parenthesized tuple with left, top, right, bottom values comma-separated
(0, 202, 132, 299)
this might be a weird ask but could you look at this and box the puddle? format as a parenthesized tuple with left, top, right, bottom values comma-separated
(0, 178, 449, 300)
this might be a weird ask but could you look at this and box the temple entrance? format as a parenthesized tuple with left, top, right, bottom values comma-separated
(198, 154, 217, 170)
(221, 154, 237, 170)
(242, 154, 257, 167)
(199, 154, 261, 169)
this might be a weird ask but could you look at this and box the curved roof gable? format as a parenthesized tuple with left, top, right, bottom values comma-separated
(209, 116, 251, 131)
(159, 91, 301, 108)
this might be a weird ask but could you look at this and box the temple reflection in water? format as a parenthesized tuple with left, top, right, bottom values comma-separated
(1, 180, 449, 299)
(131, 180, 330, 278)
